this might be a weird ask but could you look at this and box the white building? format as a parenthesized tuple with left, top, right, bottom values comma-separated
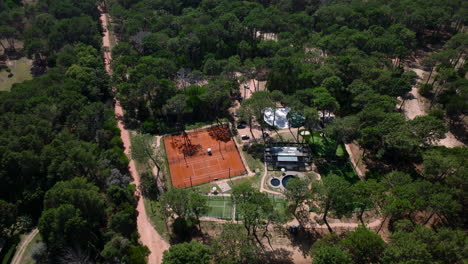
(264, 107, 291, 129)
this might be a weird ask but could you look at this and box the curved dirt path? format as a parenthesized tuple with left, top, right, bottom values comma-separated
(11, 228, 39, 264)
(259, 163, 283, 196)
(99, 9, 169, 264)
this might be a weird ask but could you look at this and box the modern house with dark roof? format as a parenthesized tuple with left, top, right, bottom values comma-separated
(264, 142, 312, 171)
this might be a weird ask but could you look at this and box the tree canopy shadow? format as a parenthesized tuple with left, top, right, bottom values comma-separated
(258, 248, 294, 264)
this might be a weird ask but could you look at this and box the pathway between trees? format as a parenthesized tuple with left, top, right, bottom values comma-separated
(401, 57, 464, 148)
(99, 9, 169, 264)
(10, 228, 39, 264)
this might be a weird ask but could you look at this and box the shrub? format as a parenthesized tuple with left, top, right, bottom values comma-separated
(419, 83, 432, 97)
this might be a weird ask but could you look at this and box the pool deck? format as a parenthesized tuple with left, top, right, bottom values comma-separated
(268, 171, 305, 190)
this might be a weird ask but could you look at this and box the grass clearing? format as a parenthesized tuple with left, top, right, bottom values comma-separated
(242, 149, 264, 174)
(228, 172, 261, 191)
(0, 58, 32, 91)
(144, 199, 171, 241)
(157, 136, 172, 189)
(192, 182, 219, 194)
(318, 161, 358, 183)
(300, 130, 358, 183)
(17, 232, 42, 264)
(129, 132, 171, 240)
(184, 119, 228, 131)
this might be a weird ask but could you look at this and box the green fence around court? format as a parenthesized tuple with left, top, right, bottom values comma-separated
(203, 195, 233, 220)
(203, 194, 289, 221)
(235, 194, 288, 221)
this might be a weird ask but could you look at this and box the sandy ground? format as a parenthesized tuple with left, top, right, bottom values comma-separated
(436, 132, 465, 148)
(10, 228, 39, 264)
(239, 77, 267, 100)
(401, 58, 465, 148)
(0, 57, 32, 91)
(344, 143, 367, 179)
(401, 61, 428, 120)
(287, 213, 382, 229)
(100, 9, 169, 264)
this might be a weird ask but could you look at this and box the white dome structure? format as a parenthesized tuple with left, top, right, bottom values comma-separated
(264, 107, 290, 129)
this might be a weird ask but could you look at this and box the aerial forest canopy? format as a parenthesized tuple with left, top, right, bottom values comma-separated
(107, 0, 467, 261)
(0, 0, 467, 263)
(0, 0, 148, 262)
(109, 0, 466, 159)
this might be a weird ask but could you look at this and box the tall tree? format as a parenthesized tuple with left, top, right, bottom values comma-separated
(231, 183, 276, 244)
(284, 177, 310, 225)
(351, 180, 385, 226)
(131, 134, 164, 186)
(310, 174, 354, 233)
(162, 241, 212, 264)
(212, 224, 260, 264)
(312, 246, 353, 264)
(340, 226, 386, 264)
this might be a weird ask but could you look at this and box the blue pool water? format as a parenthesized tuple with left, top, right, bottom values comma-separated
(270, 178, 280, 187)
(282, 175, 295, 188)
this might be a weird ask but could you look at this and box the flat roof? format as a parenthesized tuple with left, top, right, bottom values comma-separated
(278, 156, 299, 162)
(269, 146, 308, 156)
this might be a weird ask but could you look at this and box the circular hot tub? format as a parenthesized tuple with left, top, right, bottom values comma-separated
(270, 178, 281, 187)
(282, 175, 295, 188)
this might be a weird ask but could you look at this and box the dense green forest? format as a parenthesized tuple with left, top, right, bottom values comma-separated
(107, 0, 467, 263)
(0, 0, 148, 262)
(1, 0, 467, 263)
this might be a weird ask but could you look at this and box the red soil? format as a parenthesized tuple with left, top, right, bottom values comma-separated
(164, 127, 246, 188)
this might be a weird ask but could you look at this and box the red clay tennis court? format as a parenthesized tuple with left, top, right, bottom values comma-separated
(164, 126, 246, 188)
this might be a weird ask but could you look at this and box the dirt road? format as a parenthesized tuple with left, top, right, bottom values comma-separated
(402, 58, 464, 148)
(99, 9, 169, 264)
(10, 228, 39, 264)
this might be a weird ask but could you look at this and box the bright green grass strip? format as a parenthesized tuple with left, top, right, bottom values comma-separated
(336, 144, 345, 157)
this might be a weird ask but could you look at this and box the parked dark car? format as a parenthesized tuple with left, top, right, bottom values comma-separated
(241, 134, 250, 140)
(237, 121, 247, 129)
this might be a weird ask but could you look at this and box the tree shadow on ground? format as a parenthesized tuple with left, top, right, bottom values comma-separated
(448, 118, 468, 144)
(285, 226, 318, 258)
(259, 248, 294, 264)
(169, 217, 200, 244)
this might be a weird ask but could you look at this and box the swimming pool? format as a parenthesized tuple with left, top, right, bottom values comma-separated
(282, 175, 295, 188)
(270, 178, 281, 187)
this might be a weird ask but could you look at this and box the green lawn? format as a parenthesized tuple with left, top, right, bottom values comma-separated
(301, 130, 346, 157)
(184, 119, 228, 130)
(242, 149, 264, 174)
(203, 196, 233, 220)
(317, 160, 358, 183)
(300, 130, 358, 183)
(336, 144, 345, 157)
(192, 182, 219, 194)
(227, 172, 261, 192)
(0, 58, 32, 91)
